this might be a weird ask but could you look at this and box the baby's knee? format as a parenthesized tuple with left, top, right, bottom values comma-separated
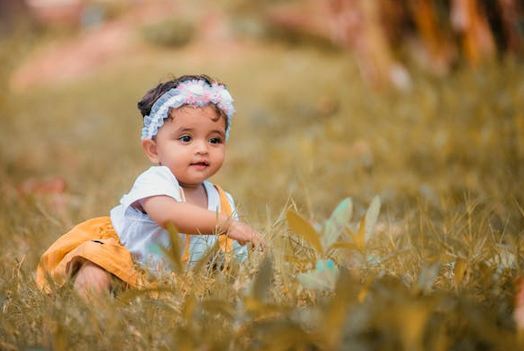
(74, 261, 112, 297)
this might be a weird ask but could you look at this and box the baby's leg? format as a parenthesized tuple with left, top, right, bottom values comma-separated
(73, 260, 112, 300)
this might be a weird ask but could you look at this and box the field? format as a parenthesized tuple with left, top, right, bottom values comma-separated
(1, 33, 524, 350)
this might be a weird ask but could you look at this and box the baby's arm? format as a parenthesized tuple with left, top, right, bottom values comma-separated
(140, 195, 263, 245)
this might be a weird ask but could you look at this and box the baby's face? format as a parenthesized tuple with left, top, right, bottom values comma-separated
(153, 105, 226, 187)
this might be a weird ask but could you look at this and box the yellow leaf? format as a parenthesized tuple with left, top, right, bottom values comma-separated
(244, 296, 264, 315)
(320, 272, 355, 349)
(182, 293, 196, 321)
(399, 303, 430, 350)
(357, 287, 368, 302)
(201, 299, 234, 319)
(454, 258, 467, 287)
(329, 241, 358, 251)
(358, 274, 374, 303)
(286, 210, 323, 254)
(354, 217, 366, 251)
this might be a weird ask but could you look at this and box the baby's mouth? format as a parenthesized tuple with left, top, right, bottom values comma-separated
(190, 161, 210, 167)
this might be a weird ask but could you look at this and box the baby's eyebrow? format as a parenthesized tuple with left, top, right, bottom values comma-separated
(210, 129, 225, 136)
(174, 127, 193, 134)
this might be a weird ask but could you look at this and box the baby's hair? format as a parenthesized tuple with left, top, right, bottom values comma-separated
(137, 74, 229, 128)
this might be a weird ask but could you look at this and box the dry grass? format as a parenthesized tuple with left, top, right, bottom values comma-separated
(1, 36, 523, 350)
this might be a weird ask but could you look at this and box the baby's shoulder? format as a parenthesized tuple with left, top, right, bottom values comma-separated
(130, 166, 180, 190)
(121, 165, 182, 204)
(136, 165, 178, 183)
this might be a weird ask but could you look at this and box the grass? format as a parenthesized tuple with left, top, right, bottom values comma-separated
(1, 35, 524, 350)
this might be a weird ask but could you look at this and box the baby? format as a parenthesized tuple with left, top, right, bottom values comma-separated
(36, 74, 263, 298)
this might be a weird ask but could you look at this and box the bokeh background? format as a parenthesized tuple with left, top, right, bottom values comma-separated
(1, 0, 524, 349)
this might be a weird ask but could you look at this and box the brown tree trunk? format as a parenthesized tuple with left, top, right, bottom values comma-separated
(451, 0, 496, 65)
(498, 0, 522, 55)
(409, 0, 455, 74)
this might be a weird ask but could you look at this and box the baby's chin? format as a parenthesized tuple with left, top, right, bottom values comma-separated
(176, 166, 221, 186)
(177, 176, 211, 188)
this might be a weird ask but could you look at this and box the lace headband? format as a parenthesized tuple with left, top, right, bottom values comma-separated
(141, 79, 235, 140)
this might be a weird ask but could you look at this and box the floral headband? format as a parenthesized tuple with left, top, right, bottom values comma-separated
(141, 79, 235, 140)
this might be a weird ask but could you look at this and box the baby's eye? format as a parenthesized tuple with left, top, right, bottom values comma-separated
(178, 135, 192, 143)
(209, 137, 223, 144)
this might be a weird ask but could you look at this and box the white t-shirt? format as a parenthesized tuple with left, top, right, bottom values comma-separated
(109, 166, 247, 272)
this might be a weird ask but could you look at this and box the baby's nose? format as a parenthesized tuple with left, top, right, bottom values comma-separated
(194, 139, 209, 153)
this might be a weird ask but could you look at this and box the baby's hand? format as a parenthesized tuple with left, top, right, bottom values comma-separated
(226, 221, 265, 247)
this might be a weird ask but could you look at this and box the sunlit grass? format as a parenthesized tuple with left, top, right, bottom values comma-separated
(1, 39, 523, 350)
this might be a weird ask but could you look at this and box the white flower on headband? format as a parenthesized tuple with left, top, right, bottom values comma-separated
(141, 79, 235, 140)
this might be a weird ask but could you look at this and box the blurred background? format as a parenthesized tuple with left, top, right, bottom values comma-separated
(1, 1, 524, 349)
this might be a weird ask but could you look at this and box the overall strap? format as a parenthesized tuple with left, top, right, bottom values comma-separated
(180, 185, 235, 263)
(214, 185, 234, 253)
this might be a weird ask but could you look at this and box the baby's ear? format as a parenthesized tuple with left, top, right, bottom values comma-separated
(141, 139, 160, 164)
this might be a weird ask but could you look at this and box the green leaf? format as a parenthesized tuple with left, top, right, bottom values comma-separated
(323, 197, 353, 249)
(297, 260, 339, 291)
(297, 271, 335, 291)
(286, 210, 323, 254)
(364, 195, 381, 242)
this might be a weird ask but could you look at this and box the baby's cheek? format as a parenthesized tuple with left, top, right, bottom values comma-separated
(217, 151, 226, 164)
